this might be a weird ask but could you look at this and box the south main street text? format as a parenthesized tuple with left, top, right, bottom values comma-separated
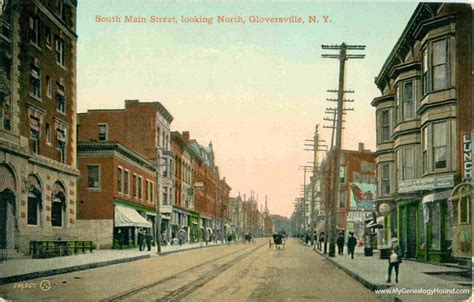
(95, 15, 331, 25)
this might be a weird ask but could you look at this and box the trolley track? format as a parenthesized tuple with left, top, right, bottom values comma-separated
(103, 242, 265, 301)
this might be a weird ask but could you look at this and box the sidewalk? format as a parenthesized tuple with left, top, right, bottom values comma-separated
(305, 242, 472, 301)
(0, 240, 225, 284)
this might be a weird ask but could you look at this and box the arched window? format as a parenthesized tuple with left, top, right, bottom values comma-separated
(51, 182, 66, 227)
(27, 175, 42, 226)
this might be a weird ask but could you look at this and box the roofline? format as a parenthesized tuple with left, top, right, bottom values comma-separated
(77, 141, 156, 171)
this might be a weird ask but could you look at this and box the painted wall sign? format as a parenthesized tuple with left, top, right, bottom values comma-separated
(462, 133, 472, 181)
(350, 182, 376, 209)
(398, 175, 454, 193)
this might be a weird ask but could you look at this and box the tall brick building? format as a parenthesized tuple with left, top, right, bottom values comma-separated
(0, 0, 79, 254)
(77, 99, 173, 245)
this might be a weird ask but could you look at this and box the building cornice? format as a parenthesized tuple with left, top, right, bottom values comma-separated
(77, 141, 156, 171)
(375, 3, 440, 90)
(371, 95, 394, 107)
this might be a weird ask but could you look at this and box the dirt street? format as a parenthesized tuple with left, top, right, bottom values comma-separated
(0, 239, 378, 301)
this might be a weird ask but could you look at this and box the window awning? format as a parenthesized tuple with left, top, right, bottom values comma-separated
(422, 189, 452, 203)
(115, 204, 152, 228)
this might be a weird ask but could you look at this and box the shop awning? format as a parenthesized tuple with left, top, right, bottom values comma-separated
(422, 190, 452, 203)
(115, 204, 152, 228)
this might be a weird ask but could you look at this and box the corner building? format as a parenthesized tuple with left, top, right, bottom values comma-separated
(0, 0, 79, 255)
(372, 3, 472, 264)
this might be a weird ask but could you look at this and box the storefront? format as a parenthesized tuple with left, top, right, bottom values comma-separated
(449, 183, 472, 262)
(114, 203, 152, 248)
(417, 190, 452, 263)
(188, 211, 200, 243)
(398, 175, 455, 263)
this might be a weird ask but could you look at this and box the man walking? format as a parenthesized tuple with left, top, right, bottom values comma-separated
(347, 232, 357, 259)
(336, 232, 345, 255)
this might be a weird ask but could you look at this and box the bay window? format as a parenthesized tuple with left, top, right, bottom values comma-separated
(433, 122, 448, 170)
(422, 38, 449, 94)
(381, 110, 390, 141)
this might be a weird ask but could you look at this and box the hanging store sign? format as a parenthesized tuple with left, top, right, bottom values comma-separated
(398, 175, 454, 193)
(462, 133, 472, 182)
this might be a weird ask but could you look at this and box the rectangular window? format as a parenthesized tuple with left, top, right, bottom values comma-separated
(29, 114, 40, 154)
(56, 124, 67, 163)
(117, 168, 123, 193)
(138, 177, 143, 199)
(402, 147, 415, 180)
(423, 48, 428, 95)
(145, 180, 149, 201)
(403, 81, 414, 120)
(432, 39, 447, 91)
(45, 26, 52, 48)
(382, 110, 390, 141)
(423, 127, 428, 173)
(163, 159, 168, 177)
(460, 196, 470, 224)
(46, 76, 51, 98)
(382, 164, 390, 195)
(30, 64, 41, 99)
(124, 170, 129, 194)
(150, 182, 154, 202)
(132, 174, 137, 197)
(98, 124, 108, 141)
(87, 165, 100, 188)
(157, 127, 160, 146)
(163, 187, 168, 205)
(45, 123, 51, 144)
(55, 37, 64, 66)
(27, 196, 39, 226)
(396, 86, 401, 123)
(433, 122, 448, 170)
(56, 82, 65, 113)
(30, 17, 39, 45)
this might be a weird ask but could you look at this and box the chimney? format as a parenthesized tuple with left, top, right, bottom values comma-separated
(358, 142, 364, 152)
(182, 131, 190, 142)
(124, 99, 139, 108)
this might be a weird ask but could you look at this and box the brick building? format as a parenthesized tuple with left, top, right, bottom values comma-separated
(77, 99, 174, 244)
(372, 3, 472, 263)
(0, 0, 79, 254)
(76, 142, 156, 249)
(185, 133, 231, 241)
(319, 143, 376, 241)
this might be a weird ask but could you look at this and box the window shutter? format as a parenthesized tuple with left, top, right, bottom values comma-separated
(376, 111, 380, 144)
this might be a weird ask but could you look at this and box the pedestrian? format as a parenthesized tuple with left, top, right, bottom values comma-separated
(138, 229, 145, 251)
(347, 232, 357, 259)
(117, 229, 123, 250)
(336, 232, 345, 255)
(386, 238, 403, 283)
(318, 232, 324, 251)
(146, 231, 152, 251)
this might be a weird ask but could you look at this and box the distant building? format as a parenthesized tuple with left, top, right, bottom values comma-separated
(0, 0, 79, 254)
(372, 3, 472, 263)
(320, 143, 376, 239)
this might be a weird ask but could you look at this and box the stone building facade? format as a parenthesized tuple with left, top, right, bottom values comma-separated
(372, 3, 472, 263)
(0, 0, 79, 254)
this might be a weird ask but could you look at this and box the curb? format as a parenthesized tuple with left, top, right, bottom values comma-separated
(299, 240, 390, 291)
(0, 242, 229, 285)
(0, 254, 151, 285)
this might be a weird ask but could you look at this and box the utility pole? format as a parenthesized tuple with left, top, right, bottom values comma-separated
(155, 147, 162, 254)
(322, 43, 365, 257)
(304, 125, 327, 240)
(298, 166, 312, 234)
